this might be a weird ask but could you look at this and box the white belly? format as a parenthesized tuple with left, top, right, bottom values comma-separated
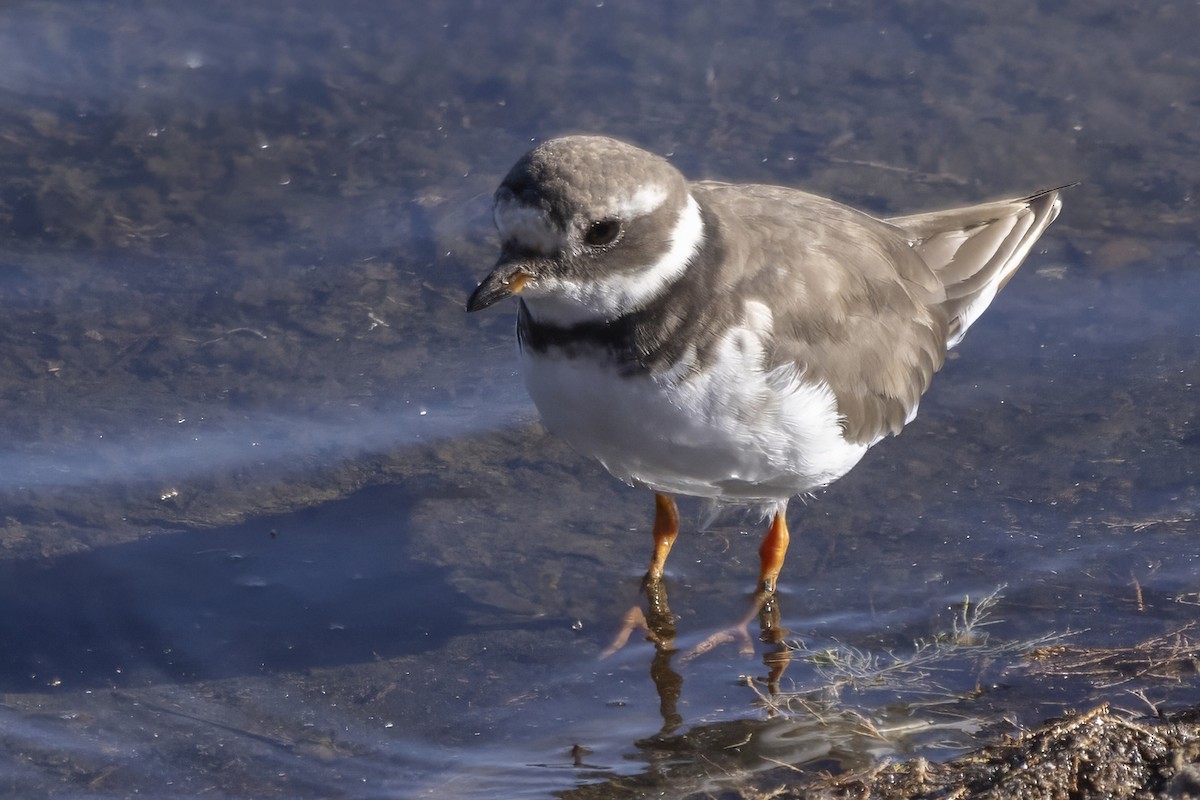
(519, 332, 869, 502)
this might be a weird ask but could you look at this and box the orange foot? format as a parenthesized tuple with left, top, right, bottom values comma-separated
(601, 578, 676, 657)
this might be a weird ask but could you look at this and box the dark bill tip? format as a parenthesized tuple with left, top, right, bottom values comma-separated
(465, 267, 530, 312)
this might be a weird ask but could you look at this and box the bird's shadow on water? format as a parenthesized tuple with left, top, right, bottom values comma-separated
(0, 483, 506, 693)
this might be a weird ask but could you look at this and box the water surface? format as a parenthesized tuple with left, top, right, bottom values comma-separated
(0, 1, 1197, 797)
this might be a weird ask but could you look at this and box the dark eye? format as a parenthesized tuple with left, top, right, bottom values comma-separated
(584, 219, 622, 247)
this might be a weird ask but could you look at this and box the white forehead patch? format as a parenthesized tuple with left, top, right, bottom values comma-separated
(610, 183, 669, 219)
(494, 195, 561, 255)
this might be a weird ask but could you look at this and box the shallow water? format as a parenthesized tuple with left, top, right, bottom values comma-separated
(0, 1, 1197, 797)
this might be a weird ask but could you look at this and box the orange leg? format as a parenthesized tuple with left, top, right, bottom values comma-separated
(601, 494, 680, 659)
(757, 511, 790, 593)
(680, 508, 796, 678)
(646, 493, 680, 584)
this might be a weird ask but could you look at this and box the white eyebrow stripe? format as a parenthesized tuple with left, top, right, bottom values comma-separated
(609, 183, 669, 218)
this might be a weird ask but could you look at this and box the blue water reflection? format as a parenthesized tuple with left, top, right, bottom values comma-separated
(0, 0, 1198, 797)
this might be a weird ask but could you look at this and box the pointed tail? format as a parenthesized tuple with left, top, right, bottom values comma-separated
(888, 185, 1068, 347)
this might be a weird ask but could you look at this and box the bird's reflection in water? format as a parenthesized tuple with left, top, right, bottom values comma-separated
(605, 577, 795, 735)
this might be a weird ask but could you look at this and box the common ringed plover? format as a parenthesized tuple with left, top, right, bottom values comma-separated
(467, 135, 1063, 600)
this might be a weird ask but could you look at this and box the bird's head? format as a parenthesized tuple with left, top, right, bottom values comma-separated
(466, 136, 704, 325)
